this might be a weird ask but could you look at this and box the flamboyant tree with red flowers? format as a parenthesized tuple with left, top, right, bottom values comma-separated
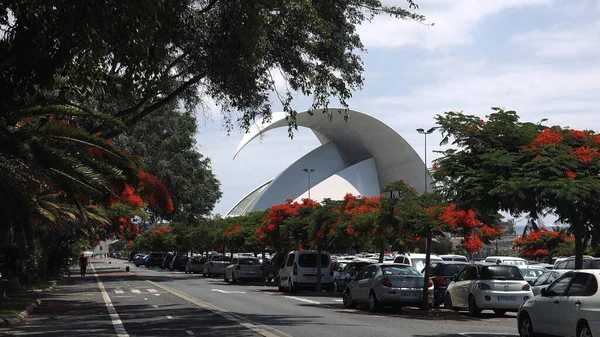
(513, 227, 575, 261)
(433, 108, 600, 268)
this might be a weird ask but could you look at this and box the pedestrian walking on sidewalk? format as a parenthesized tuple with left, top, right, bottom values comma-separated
(79, 253, 88, 277)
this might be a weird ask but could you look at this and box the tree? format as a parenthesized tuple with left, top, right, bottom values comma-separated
(433, 108, 600, 269)
(116, 108, 221, 221)
(1, 1, 425, 136)
(513, 227, 575, 262)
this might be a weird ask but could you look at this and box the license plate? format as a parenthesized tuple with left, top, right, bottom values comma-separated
(400, 292, 416, 298)
(498, 296, 516, 301)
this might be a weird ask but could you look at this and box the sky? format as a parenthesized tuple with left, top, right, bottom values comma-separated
(195, 0, 600, 220)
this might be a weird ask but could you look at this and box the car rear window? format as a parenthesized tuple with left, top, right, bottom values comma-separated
(441, 264, 466, 276)
(298, 254, 330, 268)
(521, 268, 545, 278)
(381, 265, 422, 276)
(239, 258, 260, 265)
(212, 256, 230, 262)
(481, 266, 524, 280)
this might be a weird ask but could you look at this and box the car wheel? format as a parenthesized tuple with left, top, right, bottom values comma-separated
(444, 293, 456, 311)
(343, 289, 356, 309)
(518, 314, 536, 337)
(578, 322, 592, 337)
(368, 291, 380, 312)
(288, 280, 296, 294)
(494, 309, 507, 316)
(468, 295, 481, 316)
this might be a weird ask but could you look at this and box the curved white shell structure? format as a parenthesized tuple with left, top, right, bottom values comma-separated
(226, 108, 428, 216)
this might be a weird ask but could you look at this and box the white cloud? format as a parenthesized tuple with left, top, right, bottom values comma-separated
(358, 0, 551, 50)
(511, 21, 600, 59)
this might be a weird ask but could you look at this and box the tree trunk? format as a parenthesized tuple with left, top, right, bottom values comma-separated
(379, 240, 385, 263)
(574, 225, 585, 269)
(316, 247, 322, 293)
(421, 232, 432, 311)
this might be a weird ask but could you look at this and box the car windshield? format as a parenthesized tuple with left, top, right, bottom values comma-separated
(521, 268, 545, 278)
(239, 258, 260, 265)
(212, 256, 230, 262)
(381, 265, 422, 276)
(298, 254, 330, 268)
(481, 266, 524, 280)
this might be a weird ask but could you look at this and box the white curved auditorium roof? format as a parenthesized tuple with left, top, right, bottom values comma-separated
(226, 108, 428, 217)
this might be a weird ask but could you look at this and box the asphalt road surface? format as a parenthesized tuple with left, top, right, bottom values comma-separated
(102, 258, 520, 337)
(1, 257, 521, 337)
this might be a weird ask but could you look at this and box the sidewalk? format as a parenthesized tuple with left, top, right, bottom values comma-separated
(0, 262, 116, 337)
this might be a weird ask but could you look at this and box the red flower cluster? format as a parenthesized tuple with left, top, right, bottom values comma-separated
(531, 128, 563, 149)
(513, 227, 574, 258)
(572, 145, 599, 163)
(565, 170, 576, 179)
(462, 234, 483, 252)
(121, 185, 145, 208)
(138, 170, 175, 213)
(223, 224, 243, 237)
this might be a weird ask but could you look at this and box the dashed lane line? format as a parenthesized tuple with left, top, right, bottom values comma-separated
(91, 263, 130, 337)
(147, 288, 158, 293)
(131, 289, 141, 294)
(115, 290, 124, 294)
(186, 330, 195, 335)
(146, 280, 293, 337)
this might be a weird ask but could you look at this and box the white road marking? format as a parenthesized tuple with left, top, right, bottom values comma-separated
(147, 288, 158, 293)
(148, 281, 292, 337)
(144, 298, 148, 301)
(153, 293, 160, 296)
(333, 299, 343, 302)
(131, 289, 141, 294)
(459, 334, 518, 337)
(211, 289, 246, 294)
(166, 315, 173, 319)
(186, 330, 195, 335)
(283, 296, 321, 305)
(152, 305, 159, 308)
(91, 263, 129, 337)
(115, 290, 124, 294)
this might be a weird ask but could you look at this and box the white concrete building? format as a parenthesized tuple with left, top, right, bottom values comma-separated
(226, 108, 429, 216)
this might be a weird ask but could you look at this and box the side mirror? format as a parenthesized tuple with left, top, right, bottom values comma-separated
(453, 274, 458, 282)
(528, 280, 535, 286)
(540, 288, 547, 296)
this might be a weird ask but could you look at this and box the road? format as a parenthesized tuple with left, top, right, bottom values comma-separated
(94, 258, 520, 337)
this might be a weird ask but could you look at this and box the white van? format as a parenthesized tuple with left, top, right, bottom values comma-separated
(484, 256, 528, 266)
(393, 253, 443, 272)
(278, 250, 334, 293)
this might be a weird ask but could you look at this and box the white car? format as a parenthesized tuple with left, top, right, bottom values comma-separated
(224, 257, 263, 282)
(279, 250, 334, 292)
(444, 264, 533, 316)
(518, 269, 599, 337)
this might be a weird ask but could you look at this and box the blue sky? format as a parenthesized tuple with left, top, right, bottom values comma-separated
(195, 0, 600, 218)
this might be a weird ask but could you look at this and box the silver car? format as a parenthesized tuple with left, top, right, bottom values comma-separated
(203, 255, 230, 276)
(530, 269, 568, 296)
(343, 263, 434, 311)
(224, 257, 263, 282)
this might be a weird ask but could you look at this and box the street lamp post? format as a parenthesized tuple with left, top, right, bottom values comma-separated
(303, 168, 315, 200)
(416, 127, 437, 310)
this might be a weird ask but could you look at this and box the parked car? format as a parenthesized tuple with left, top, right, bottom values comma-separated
(518, 270, 600, 337)
(393, 253, 444, 271)
(554, 256, 600, 270)
(185, 256, 206, 274)
(334, 260, 376, 292)
(423, 261, 468, 307)
(132, 254, 148, 267)
(128, 251, 139, 262)
(161, 254, 174, 269)
(531, 269, 568, 296)
(444, 264, 533, 316)
(267, 251, 288, 283)
(518, 265, 547, 285)
(343, 263, 434, 311)
(145, 252, 163, 268)
(484, 256, 528, 267)
(170, 255, 188, 271)
(278, 250, 334, 293)
(203, 255, 230, 276)
(224, 257, 263, 282)
(440, 255, 468, 262)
